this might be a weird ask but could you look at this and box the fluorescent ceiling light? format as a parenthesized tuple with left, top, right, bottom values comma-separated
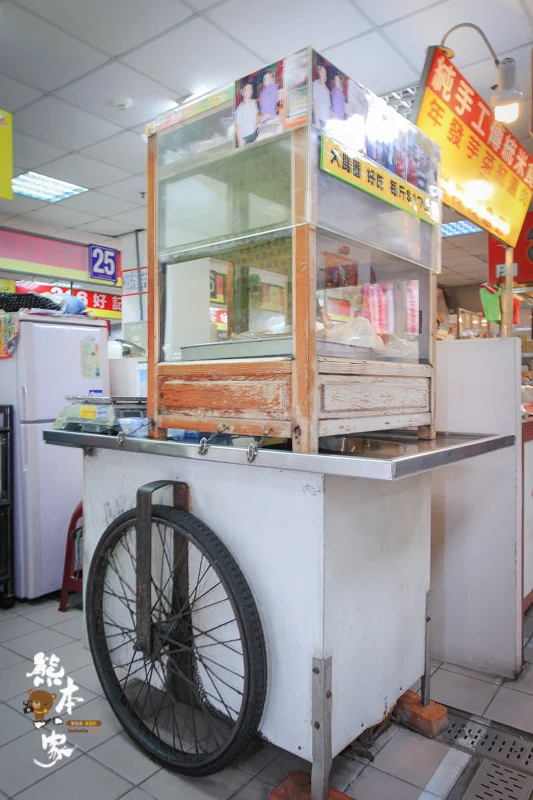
(12, 171, 87, 202)
(442, 221, 483, 237)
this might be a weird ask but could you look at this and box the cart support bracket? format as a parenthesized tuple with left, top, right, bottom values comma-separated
(135, 479, 190, 657)
(311, 656, 333, 800)
(420, 590, 432, 707)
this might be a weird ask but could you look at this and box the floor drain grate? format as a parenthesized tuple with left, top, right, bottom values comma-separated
(439, 715, 533, 774)
(462, 759, 533, 800)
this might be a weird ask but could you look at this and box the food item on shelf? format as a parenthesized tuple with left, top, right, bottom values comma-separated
(318, 314, 385, 351)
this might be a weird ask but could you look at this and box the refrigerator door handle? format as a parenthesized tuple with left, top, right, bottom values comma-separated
(21, 425, 28, 473)
(21, 386, 27, 421)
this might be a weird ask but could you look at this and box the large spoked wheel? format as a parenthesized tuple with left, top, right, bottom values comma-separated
(86, 505, 267, 776)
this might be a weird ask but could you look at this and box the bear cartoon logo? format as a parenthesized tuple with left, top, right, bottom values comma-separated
(24, 689, 56, 728)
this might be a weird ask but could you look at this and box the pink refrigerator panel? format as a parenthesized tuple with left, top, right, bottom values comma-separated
(17, 320, 109, 422)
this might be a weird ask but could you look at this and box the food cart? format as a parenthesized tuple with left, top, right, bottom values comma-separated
(45, 47, 514, 800)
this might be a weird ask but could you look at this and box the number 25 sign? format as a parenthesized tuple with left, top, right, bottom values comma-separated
(89, 245, 118, 283)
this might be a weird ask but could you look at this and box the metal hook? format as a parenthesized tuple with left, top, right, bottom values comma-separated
(117, 418, 154, 447)
(198, 424, 230, 456)
(247, 426, 272, 463)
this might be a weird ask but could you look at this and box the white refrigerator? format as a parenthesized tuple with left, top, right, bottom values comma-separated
(1, 313, 109, 599)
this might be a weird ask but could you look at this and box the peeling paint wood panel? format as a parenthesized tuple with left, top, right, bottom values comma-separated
(291, 125, 318, 455)
(324, 472, 431, 755)
(319, 413, 431, 437)
(83, 448, 325, 760)
(157, 415, 292, 437)
(320, 376, 430, 414)
(158, 378, 291, 417)
(156, 359, 292, 382)
(318, 357, 432, 379)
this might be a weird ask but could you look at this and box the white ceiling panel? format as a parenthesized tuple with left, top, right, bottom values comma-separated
(0, 195, 44, 214)
(80, 131, 148, 175)
(80, 218, 134, 236)
(100, 174, 148, 205)
(111, 207, 147, 228)
(27, 205, 99, 227)
(57, 63, 177, 127)
(384, 0, 533, 73)
(123, 17, 260, 96)
(0, 3, 107, 91)
(0, 74, 42, 113)
(15, 97, 123, 150)
(355, 0, 441, 25)
(324, 32, 417, 95)
(40, 153, 132, 190)
(521, 138, 533, 157)
(13, 132, 68, 170)
(59, 191, 140, 217)
(208, 0, 371, 62)
(0, 211, 15, 222)
(1, 216, 64, 235)
(17, 0, 192, 57)
(186, 0, 220, 8)
(441, 255, 483, 266)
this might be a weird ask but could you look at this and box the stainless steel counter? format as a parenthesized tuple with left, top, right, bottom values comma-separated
(43, 429, 514, 481)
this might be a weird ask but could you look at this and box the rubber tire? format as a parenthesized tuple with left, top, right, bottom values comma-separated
(86, 505, 267, 776)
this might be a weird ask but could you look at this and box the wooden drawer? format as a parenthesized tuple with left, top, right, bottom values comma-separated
(319, 375, 430, 417)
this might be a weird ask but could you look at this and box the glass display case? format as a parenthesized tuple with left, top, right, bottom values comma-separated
(146, 47, 442, 452)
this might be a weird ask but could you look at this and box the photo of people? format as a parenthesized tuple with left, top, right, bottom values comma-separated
(234, 61, 283, 149)
(312, 53, 348, 130)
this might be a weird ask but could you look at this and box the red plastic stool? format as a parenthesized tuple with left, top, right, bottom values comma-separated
(59, 502, 83, 612)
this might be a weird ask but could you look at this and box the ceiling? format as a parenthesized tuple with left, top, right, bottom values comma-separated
(0, 0, 532, 270)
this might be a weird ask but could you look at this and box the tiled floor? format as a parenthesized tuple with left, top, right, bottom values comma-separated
(1, 596, 533, 800)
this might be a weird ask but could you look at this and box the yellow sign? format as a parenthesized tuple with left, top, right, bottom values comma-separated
(320, 136, 440, 225)
(79, 406, 97, 420)
(0, 279, 15, 293)
(0, 110, 13, 200)
(416, 47, 532, 247)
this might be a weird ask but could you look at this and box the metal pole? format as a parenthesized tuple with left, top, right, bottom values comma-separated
(311, 657, 333, 800)
(420, 591, 432, 707)
(502, 246, 514, 337)
(134, 229, 144, 322)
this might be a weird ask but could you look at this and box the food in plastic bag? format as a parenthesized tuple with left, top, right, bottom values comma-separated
(382, 334, 418, 358)
(321, 315, 385, 351)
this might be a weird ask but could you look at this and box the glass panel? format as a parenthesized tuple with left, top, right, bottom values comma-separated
(313, 128, 441, 271)
(158, 133, 293, 254)
(162, 232, 293, 362)
(316, 231, 430, 364)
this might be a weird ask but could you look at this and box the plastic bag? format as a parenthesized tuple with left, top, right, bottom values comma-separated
(324, 315, 385, 351)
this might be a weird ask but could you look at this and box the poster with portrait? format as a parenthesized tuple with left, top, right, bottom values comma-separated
(311, 51, 348, 130)
(234, 60, 284, 149)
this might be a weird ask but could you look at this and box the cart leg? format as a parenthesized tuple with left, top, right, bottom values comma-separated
(311, 657, 333, 800)
(420, 591, 432, 707)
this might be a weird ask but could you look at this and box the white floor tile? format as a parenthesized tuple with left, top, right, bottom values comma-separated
(428, 668, 500, 716)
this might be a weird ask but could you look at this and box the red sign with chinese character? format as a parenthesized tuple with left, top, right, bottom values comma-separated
(15, 282, 122, 319)
(488, 211, 533, 282)
(416, 46, 533, 247)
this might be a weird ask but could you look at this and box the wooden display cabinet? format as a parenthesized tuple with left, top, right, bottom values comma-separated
(146, 47, 441, 453)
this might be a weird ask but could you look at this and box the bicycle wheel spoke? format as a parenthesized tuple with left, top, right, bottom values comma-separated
(89, 508, 265, 774)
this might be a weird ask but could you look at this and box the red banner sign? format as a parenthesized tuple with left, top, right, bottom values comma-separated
(15, 282, 122, 319)
(488, 211, 533, 283)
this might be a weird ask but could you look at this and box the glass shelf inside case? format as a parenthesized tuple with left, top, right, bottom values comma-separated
(316, 231, 431, 364)
(161, 230, 294, 362)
